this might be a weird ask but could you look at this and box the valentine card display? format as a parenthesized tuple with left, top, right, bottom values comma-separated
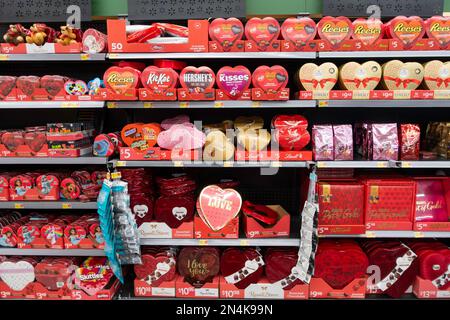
(221, 248, 264, 289)
(381, 60, 424, 90)
(197, 185, 242, 232)
(363, 241, 419, 298)
(386, 16, 425, 50)
(298, 63, 338, 92)
(414, 178, 449, 223)
(364, 179, 416, 230)
(423, 60, 450, 90)
(209, 18, 244, 52)
(0, 256, 118, 300)
(313, 240, 368, 297)
(318, 181, 365, 234)
(281, 17, 317, 50)
(338, 61, 382, 91)
(425, 16, 450, 49)
(252, 65, 289, 100)
(245, 17, 280, 52)
(178, 247, 220, 287)
(317, 16, 353, 49)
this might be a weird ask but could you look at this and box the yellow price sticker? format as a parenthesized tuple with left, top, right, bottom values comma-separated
(376, 162, 388, 168)
(62, 203, 72, 209)
(173, 161, 184, 167)
(107, 102, 118, 109)
(317, 162, 327, 168)
(318, 101, 329, 107)
(116, 161, 127, 167)
(401, 162, 412, 168)
(0, 54, 9, 61)
(143, 102, 153, 108)
(198, 240, 208, 246)
(14, 203, 24, 209)
(414, 232, 424, 238)
(108, 53, 119, 59)
(179, 102, 189, 108)
(61, 102, 79, 108)
(271, 161, 282, 167)
(223, 161, 233, 168)
(239, 240, 249, 246)
(213, 101, 224, 108)
(111, 172, 122, 179)
(80, 53, 90, 60)
(251, 101, 261, 108)
(365, 231, 376, 238)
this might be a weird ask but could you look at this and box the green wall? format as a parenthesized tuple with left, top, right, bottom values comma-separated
(92, 0, 448, 17)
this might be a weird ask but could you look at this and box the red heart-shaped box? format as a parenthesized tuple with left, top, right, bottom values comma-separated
(315, 244, 368, 289)
(155, 195, 195, 229)
(281, 17, 317, 47)
(103, 66, 140, 95)
(179, 66, 215, 93)
(16, 76, 40, 96)
(317, 16, 353, 49)
(178, 247, 220, 287)
(140, 66, 179, 94)
(2, 131, 25, 152)
(368, 242, 419, 298)
(272, 115, 310, 151)
(220, 248, 263, 289)
(209, 18, 244, 51)
(0, 76, 17, 99)
(265, 248, 303, 289)
(387, 16, 425, 49)
(35, 259, 73, 291)
(419, 249, 450, 290)
(252, 65, 288, 94)
(216, 66, 251, 99)
(134, 252, 176, 287)
(245, 17, 280, 51)
(24, 131, 47, 154)
(40, 75, 66, 97)
(425, 16, 450, 49)
(75, 265, 113, 296)
(352, 18, 384, 46)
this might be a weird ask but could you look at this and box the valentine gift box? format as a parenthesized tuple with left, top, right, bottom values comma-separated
(317, 181, 365, 235)
(316, 16, 355, 51)
(64, 216, 105, 249)
(296, 63, 339, 100)
(1, 23, 82, 54)
(134, 248, 177, 298)
(425, 16, 450, 50)
(107, 20, 208, 53)
(209, 18, 245, 52)
(364, 179, 416, 230)
(0, 76, 19, 101)
(386, 16, 439, 51)
(215, 66, 252, 100)
(139, 61, 183, 100)
(0, 256, 38, 299)
(351, 18, 388, 51)
(244, 17, 281, 52)
(98, 66, 140, 100)
(46, 122, 95, 158)
(176, 247, 220, 298)
(381, 60, 424, 99)
(178, 66, 215, 100)
(280, 17, 317, 52)
(413, 177, 450, 231)
(194, 185, 242, 239)
(0, 128, 48, 157)
(363, 241, 419, 298)
(311, 240, 368, 299)
(411, 241, 450, 298)
(16, 215, 67, 249)
(242, 202, 290, 238)
(251, 65, 289, 100)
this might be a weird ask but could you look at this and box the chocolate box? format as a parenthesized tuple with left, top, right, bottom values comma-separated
(243, 205, 290, 238)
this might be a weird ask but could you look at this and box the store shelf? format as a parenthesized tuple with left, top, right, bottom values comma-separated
(0, 248, 105, 256)
(0, 201, 97, 209)
(318, 100, 450, 108)
(140, 238, 300, 246)
(321, 231, 450, 238)
(112, 160, 308, 168)
(390, 160, 450, 169)
(0, 101, 105, 109)
(0, 53, 106, 61)
(0, 156, 107, 165)
(107, 100, 316, 109)
(107, 52, 316, 60)
(316, 161, 390, 168)
(318, 50, 450, 58)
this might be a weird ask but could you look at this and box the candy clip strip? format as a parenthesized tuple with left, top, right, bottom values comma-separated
(432, 267, 450, 289)
(224, 254, 265, 285)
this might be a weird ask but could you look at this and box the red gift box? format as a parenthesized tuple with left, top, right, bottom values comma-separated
(318, 181, 365, 235)
(194, 215, 239, 239)
(243, 205, 290, 238)
(364, 179, 416, 230)
(138, 221, 194, 239)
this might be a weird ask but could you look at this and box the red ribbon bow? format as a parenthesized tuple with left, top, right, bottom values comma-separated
(384, 76, 421, 89)
(343, 77, 380, 88)
(303, 78, 337, 89)
(424, 76, 450, 88)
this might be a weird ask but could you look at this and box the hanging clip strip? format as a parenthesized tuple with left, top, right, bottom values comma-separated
(432, 266, 450, 289)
